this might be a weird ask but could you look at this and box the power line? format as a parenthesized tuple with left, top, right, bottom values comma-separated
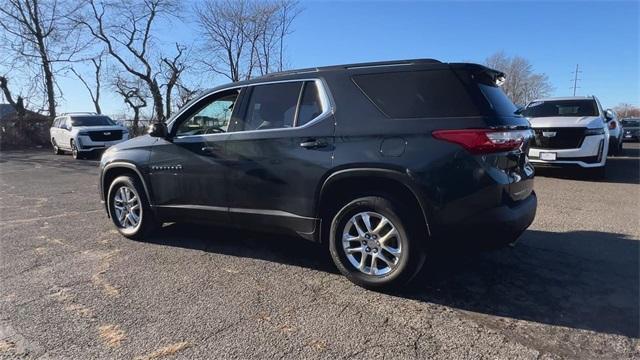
(570, 64, 582, 96)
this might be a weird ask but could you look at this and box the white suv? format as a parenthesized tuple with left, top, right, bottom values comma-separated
(520, 96, 610, 177)
(50, 113, 129, 159)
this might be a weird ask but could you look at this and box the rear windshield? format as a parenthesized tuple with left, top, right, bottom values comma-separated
(477, 83, 518, 117)
(622, 119, 640, 127)
(71, 116, 115, 126)
(521, 100, 598, 118)
(352, 70, 480, 118)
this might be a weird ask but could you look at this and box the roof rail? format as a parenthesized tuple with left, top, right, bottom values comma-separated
(343, 58, 441, 70)
(60, 112, 99, 116)
(257, 58, 442, 79)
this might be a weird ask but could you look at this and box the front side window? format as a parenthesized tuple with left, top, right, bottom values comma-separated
(176, 91, 239, 136)
(242, 82, 302, 131)
(521, 100, 599, 118)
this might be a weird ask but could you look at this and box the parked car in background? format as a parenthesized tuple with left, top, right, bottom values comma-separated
(98, 59, 537, 289)
(520, 96, 610, 177)
(622, 118, 640, 142)
(606, 109, 624, 155)
(50, 113, 129, 159)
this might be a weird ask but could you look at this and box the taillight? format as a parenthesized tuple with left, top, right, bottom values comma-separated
(608, 121, 617, 130)
(432, 129, 531, 154)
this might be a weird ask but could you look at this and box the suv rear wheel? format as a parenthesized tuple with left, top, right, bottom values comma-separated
(329, 196, 426, 289)
(107, 175, 158, 239)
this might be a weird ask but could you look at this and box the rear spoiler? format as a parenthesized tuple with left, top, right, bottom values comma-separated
(449, 63, 506, 87)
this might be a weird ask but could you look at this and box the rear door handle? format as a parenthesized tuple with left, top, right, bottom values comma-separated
(299, 139, 327, 149)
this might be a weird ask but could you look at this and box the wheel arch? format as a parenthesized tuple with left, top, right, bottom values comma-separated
(101, 162, 153, 217)
(316, 167, 432, 243)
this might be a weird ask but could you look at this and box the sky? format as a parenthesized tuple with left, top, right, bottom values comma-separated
(51, 0, 639, 116)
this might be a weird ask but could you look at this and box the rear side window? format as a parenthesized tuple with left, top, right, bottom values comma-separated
(352, 70, 480, 118)
(243, 82, 302, 131)
(297, 81, 323, 126)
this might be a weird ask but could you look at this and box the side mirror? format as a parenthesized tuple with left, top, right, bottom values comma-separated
(148, 122, 168, 138)
(604, 109, 614, 121)
(514, 106, 524, 115)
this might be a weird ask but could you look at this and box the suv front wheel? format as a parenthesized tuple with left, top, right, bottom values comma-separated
(107, 175, 158, 239)
(70, 140, 82, 160)
(52, 139, 62, 155)
(329, 196, 426, 290)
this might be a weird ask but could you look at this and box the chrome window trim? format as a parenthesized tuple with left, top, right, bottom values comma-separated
(171, 78, 334, 140)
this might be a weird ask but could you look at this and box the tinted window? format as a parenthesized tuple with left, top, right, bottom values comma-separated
(242, 82, 302, 131)
(176, 92, 238, 136)
(296, 81, 323, 126)
(622, 119, 640, 127)
(352, 70, 479, 118)
(521, 100, 598, 118)
(478, 84, 517, 116)
(71, 116, 115, 126)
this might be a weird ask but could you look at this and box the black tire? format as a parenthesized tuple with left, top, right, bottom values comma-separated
(107, 175, 158, 240)
(616, 140, 624, 156)
(52, 139, 62, 155)
(328, 196, 427, 290)
(70, 140, 82, 160)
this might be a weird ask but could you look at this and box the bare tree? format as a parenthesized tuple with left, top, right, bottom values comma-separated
(0, 0, 85, 117)
(0, 76, 26, 122)
(74, 0, 183, 121)
(175, 83, 199, 109)
(195, 0, 300, 82)
(70, 53, 103, 114)
(614, 103, 640, 119)
(160, 43, 187, 118)
(113, 76, 148, 135)
(485, 51, 553, 105)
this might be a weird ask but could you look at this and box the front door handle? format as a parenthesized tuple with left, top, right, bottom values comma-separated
(300, 139, 327, 149)
(201, 145, 221, 154)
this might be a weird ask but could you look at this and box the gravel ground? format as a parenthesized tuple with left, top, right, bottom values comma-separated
(1, 144, 639, 359)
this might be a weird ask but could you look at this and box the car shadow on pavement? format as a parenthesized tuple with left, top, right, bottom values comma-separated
(407, 229, 639, 338)
(535, 144, 640, 185)
(145, 224, 639, 338)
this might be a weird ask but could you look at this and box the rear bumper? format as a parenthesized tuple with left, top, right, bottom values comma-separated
(460, 191, 537, 236)
(433, 192, 537, 247)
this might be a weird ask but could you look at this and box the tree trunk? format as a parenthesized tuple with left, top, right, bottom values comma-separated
(42, 57, 56, 118)
(149, 80, 164, 122)
(32, 0, 57, 118)
(165, 85, 172, 118)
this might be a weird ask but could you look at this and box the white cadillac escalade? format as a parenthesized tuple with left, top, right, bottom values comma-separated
(520, 96, 613, 177)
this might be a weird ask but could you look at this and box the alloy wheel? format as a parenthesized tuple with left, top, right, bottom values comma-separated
(113, 185, 142, 229)
(341, 211, 403, 276)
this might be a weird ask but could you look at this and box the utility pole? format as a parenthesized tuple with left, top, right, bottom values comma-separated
(570, 64, 582, 96)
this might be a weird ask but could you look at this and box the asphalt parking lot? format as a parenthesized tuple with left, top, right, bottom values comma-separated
(1, 144, 639, 359)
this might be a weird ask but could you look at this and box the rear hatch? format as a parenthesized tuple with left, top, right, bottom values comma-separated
(350, 63, 535, 203)
(452, 64, 535, 202)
